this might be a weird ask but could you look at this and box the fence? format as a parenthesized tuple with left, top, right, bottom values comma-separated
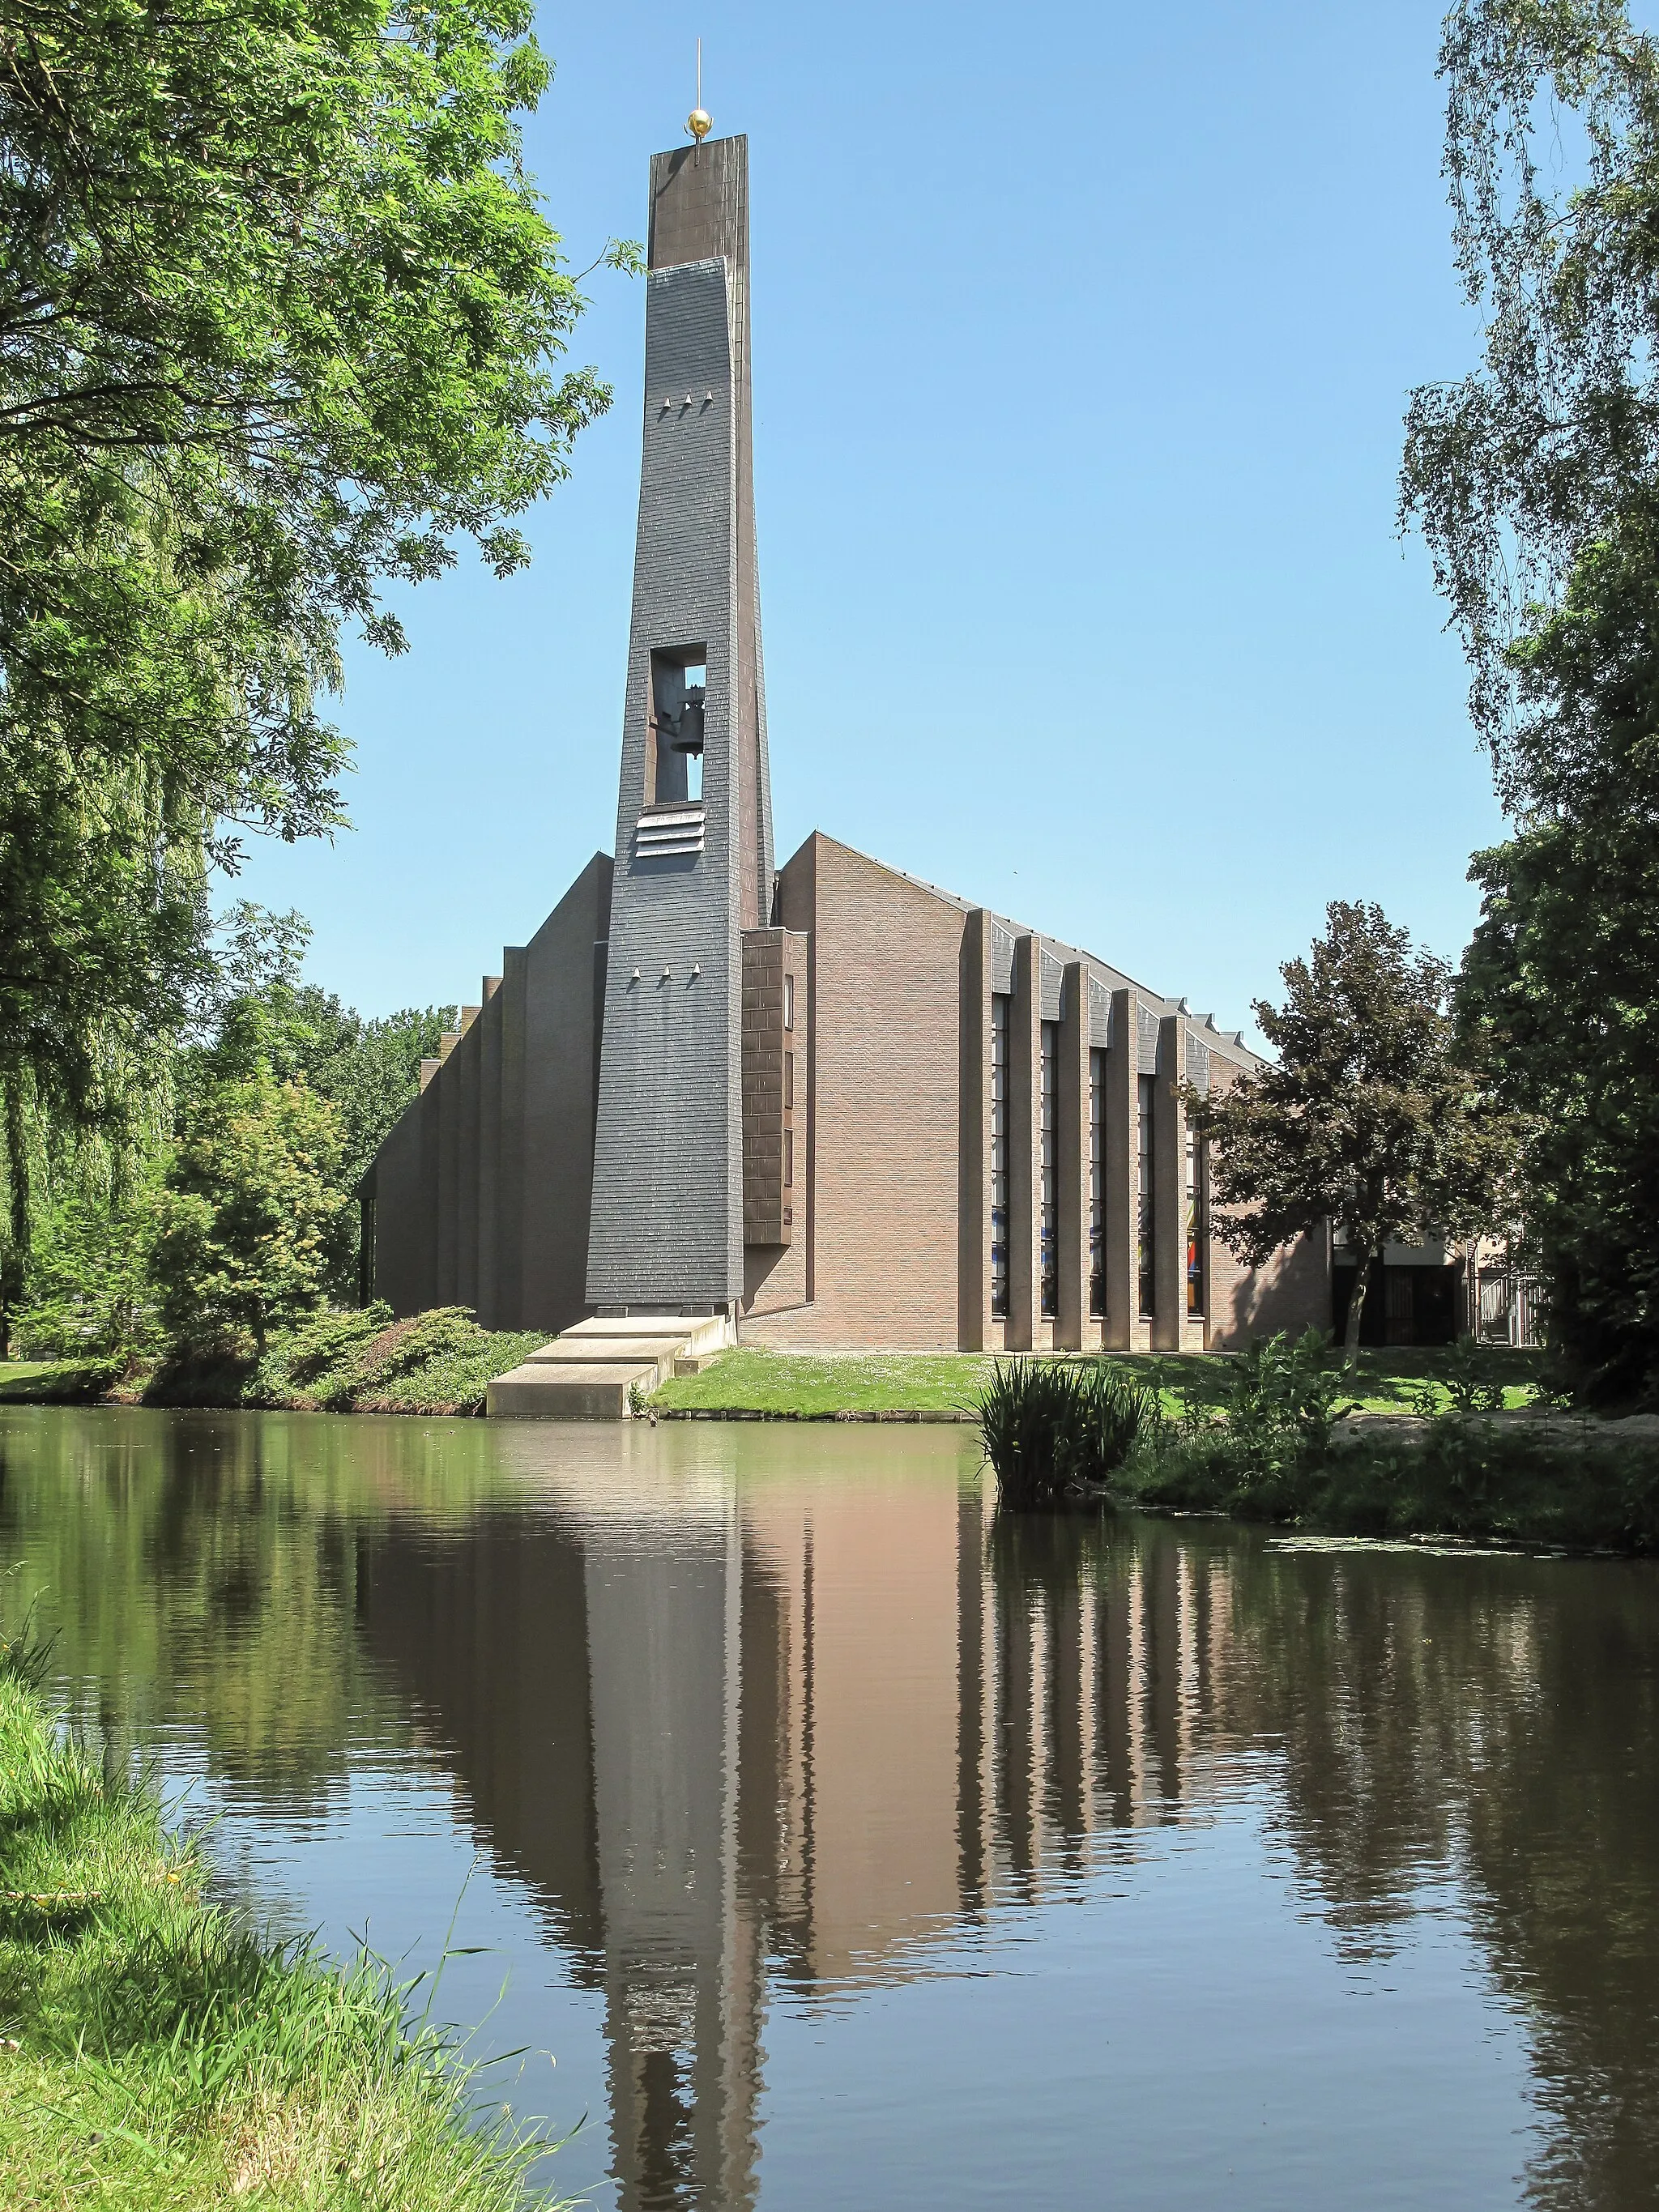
(1474, 1268, 1546, 1349)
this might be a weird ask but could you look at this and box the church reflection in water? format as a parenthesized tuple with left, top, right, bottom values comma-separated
(6, 1407, 1657, 2210)
(354, 1428, 1239, 2211)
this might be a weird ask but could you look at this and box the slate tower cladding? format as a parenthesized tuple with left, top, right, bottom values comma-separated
(585, 135, 774, 1313)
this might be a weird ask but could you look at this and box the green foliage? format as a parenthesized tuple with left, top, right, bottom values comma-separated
(0, 1663, 563, 2206)
(1400, 2, 1659, 1402)
(1125, 1331, 1358, 1519)
(1120, 1409, 1659, 1554)
(0, 1607, 55, 1693)
(1188, 901, 1516, 1358)
(150, 1072, 352, 1355)
(1439, 1334, 1508, 1413)
(1449, 501, 1659, 1400)
(1402, 0, 1659, 782)
(13, 1190, 156, 1362)
(0, 0, 615, 1140)
(243, 1305, 542, 1414)
(975, 1358, 1158, 1511)
(181, 903, 455, 1294)
(5, 900, 453, 1357)
(1215, 1328, 1359, 1464)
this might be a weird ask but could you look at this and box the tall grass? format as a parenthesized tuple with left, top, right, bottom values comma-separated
(975, 1358, 1158, 1510)
(0, 1653, 566, 2210)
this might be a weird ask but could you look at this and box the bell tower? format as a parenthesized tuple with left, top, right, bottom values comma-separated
(584, 132, 774, 1314)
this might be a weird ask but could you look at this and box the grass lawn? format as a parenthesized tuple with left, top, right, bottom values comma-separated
(653, 1343, 1546, 1420)
(0, 1639, 558, 2209)
(0, 1358, 104, 1402)
(655, 1349, 1003, 1417)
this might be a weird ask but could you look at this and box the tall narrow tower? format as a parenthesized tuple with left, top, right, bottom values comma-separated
(585, 134, 774, 1314)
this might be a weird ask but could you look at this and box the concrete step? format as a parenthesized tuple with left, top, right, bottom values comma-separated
(486, 1312, 734, 1419)
(486, 1360, 659, 1421)
(520, 1336, 687, 1383)
(562, 1314, 731, 1357)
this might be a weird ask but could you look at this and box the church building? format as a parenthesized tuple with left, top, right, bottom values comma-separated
(360, 132, 1331, 1376)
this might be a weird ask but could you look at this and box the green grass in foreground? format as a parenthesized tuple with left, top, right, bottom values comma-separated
(652, 1343, 1546, 1419)
(0, 1632, 561, 2209)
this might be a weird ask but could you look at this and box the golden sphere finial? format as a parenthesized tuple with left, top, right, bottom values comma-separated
(687, 38, 711, 144)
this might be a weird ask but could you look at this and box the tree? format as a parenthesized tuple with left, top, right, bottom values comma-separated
(149, 1069, 352, 1357)
(1401, 0, 1659, 1396)
(13, 1187, 156, 1362)
(1401, 0, 1659, 796)
(1188, 902, 1513, 1364)
(181, 902, 452, 1296)
(1459, 507, 1659, 1398)
(0, 0, 625, 1148)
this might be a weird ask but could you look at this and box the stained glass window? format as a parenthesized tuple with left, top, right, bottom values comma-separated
(991, 995, 1009, 1321)
(1137, 1072, 1156, 1319)
(1039, 1022, 1059, 1319)
(1089, 1050, 1105, 1317)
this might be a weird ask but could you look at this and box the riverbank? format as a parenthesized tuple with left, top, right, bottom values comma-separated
(0, 1305, 545, 1417)
(0, 1634, 557, 2209)
(0, 1333, 1545, 1424)
(1106, 1409, 1659, 1554)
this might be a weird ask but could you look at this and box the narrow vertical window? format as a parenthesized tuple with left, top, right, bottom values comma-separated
(1186, 1130, 1205, 1318)
(991, 994, 1009, 1320)
(785, 1126, 794, 1189)
(783, 972, 794, 1032)
(784, 1051, 795, 1110)
(1088, 1049, 1105, 1318)
(1137, 1072, 1156, 1318)
(1039, 1021, 1059, 1319)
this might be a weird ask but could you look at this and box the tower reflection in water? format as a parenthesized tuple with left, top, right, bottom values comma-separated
(356, 1426, 1231, 2212)
(6, 1408, 1658, 2208)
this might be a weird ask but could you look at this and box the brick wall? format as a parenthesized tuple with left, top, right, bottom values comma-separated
(740, 929, 807, 1246)
(368, 853, 611, 1333)
(750, 835, 966, 1349)
(1202, 1059, 1333, 1348)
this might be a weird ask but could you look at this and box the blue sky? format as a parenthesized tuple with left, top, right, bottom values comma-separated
(231, 0, 1503, 1042)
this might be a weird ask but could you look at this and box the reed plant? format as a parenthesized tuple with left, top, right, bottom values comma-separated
(0, 1629, 566, 2210)
(975, 1357, 1158, 1510)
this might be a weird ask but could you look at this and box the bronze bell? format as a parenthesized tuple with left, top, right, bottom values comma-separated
(672, 694, 706, 755)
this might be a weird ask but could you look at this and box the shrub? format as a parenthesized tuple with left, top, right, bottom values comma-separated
(1439, 1335, 1506, 1413)
(1113, 1329, 1359, 1523)
(279, 1302, 393, 1386)
(372, 1306, 486, 1379)
(975, 1358, 1158, 1511)
(1222, 1328, 1357, 1460)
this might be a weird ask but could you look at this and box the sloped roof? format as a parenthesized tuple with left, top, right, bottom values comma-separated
(792, 831, 1263, 1071)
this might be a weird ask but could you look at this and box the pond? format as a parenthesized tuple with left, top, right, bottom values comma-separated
(2, 1405, 1657, 2210)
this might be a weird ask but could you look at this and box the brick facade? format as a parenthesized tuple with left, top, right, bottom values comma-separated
(750, 837, 968, 1349)
(364, 855, 612, 1334)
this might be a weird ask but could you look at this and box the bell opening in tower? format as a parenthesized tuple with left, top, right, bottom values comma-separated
(648, 645, 707, 805)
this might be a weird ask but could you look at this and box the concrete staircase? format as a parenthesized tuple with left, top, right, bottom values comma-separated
(486, 1314, 733, 1419)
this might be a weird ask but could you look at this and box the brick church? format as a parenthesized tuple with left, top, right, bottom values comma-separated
(360, 133, 1330, 1364)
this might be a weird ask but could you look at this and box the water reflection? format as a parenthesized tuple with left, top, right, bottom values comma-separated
(2, 1408, 1658, 2210)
